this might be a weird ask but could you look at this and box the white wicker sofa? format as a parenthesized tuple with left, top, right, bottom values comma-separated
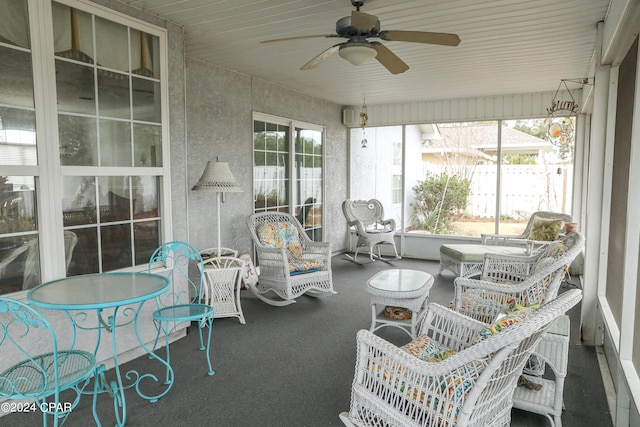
(339, 289, 583, 427)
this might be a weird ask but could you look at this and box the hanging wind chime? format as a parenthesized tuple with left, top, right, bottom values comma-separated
(360, 100, 368, 148)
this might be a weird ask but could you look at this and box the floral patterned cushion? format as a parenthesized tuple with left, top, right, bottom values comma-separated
(257, 222, 324, 273)
(473, 303, 538, 342)
(371, 336, 484, 424)
(401, 335, 457, 362)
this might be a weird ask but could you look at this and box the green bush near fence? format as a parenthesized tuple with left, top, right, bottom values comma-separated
(411, 172, 471, 233)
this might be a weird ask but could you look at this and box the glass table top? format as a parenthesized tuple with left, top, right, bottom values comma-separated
(368, 269, 432, 292)
(27, 272, 170, 310)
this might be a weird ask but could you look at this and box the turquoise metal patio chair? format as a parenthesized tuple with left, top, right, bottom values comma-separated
(0, 297, 98, 427)
(148, 241, 215, 384)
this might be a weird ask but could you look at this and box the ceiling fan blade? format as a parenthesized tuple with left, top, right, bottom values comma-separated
(300, 44, 342, 70)
(371, 42, 409, 74)
(379, 30, 461, 46)
(261, 34, 337, 44)
(351, 10, 379, 30)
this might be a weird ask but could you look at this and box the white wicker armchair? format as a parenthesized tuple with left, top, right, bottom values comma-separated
(339, 289, 583, 427)
(452, 232, 584, 324)
(246, 211, 335, 306)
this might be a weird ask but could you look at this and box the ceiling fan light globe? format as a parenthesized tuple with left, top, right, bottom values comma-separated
(339, 44, 377, 65)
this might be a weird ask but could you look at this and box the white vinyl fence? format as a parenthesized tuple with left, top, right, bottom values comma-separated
(424, 164, 573, 219)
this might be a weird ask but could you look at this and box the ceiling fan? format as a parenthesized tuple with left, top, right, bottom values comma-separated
(261, 0, 460, 74)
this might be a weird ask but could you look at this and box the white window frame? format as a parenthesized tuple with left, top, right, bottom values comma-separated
(2, 0, 171, 298)
(252, 112, 325, 228)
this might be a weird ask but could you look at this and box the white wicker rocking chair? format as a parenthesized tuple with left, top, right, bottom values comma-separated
(339, 289, 583, 427)
(246, 211, 335, 306)
(452, 232, 585, 324)
(342, 199, 400, 263)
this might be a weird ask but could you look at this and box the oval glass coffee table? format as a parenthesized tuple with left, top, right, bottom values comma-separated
(365, 269, 434, 338)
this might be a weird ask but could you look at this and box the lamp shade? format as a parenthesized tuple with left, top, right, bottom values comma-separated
(339, 43, 377, 66)
(192, 160, 243, 192)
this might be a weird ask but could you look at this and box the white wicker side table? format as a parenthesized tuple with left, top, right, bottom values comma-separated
(512, 314, 570, 427)
(365, 269, 434, 339)
(200, 256, 246, 324)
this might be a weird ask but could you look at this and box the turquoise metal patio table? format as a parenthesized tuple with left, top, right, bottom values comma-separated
(27, 272, 171, 426)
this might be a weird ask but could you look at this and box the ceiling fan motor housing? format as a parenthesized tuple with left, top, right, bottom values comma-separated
(336, 15, 380, 38)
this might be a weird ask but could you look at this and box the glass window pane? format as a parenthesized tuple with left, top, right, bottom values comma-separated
(277, 127, 288, 151)
(59, 115, 97, 166)
(21, 236, 40, 290)
(95, 16, 128, 72)
(277, 179, 288, 208)
(0, 108, 37, 166)
(254, 180, 266, 210)
(101, 223, 132, 270)
(265, 129, 277, 151)
(254, 152, 265, 176)
(99, 119, 131, 166)
(253, 122, 266, 150)
(266, 152, 277, 167)
(0, 236, 39, 291)
(0, 176, 37, 233)
(53, 4, 94, 64)
(0, 236, 28, 293)
(132, 77, 161, 122)
(498, 119, 574, 233)
(131, 30, 159, 78)
(132, 176, 159, 220)
(62, 176, 97, 226)
(133, 124, 162, 166)
(66, 227, 98, 276)
(278, 153, 288, 179)
(0, 47, 34, 108)
(134, 220, 159, 264)
(407, 122, 480, 235)
(98, 176, 131, 223)
(0, 0, 30, 48)
(98, 71, 130, 119)
(0, 174, 38, 294)
(56, 60, 96, 114)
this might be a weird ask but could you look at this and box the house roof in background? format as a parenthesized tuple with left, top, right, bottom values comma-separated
(424, 123, 552, 156)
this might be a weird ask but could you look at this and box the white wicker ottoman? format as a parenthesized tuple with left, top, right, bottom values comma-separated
(439, 243, 530, 277)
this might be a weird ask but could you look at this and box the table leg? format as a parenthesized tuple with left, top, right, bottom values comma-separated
(92, 303, 174, 426)
(370, 304, 378, 332)
(410, 311, 418, 338)
(131, 301, 175, 402)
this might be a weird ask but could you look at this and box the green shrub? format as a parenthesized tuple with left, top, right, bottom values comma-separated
(411, 172, 471, 233)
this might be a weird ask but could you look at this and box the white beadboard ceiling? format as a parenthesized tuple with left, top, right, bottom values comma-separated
(120, 0, 610, 106)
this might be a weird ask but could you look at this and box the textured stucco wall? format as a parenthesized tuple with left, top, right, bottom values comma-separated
(185, 59, 349, 254)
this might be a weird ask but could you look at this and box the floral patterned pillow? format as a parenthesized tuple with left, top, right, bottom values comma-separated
(528, 217, 563, 241)
(257, 222, 324, 273)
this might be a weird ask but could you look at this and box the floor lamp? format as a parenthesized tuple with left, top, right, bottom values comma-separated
(192, 159, 243, 256)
